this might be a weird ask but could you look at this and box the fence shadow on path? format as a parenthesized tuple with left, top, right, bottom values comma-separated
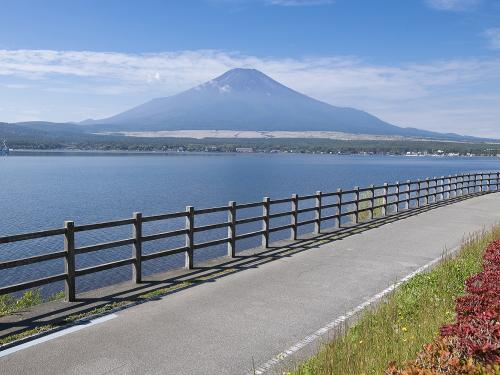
(0, 190, 492, 347)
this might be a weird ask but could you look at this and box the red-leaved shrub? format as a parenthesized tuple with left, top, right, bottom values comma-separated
(387, 239, 500, 374)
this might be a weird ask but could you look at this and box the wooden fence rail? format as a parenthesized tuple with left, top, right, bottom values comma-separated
(1, 172, 499, 302)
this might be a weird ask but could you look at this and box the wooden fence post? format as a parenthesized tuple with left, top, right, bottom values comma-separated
(441, 176, 446, 201)
(185, 206, 194, 269)
(395, 182, 400, 213)
(132, 212, 142, 283)
(443, 176, 448, 200)
(336, 188, 342, 228)
(443, 176, 449, 200)
(445, 175, 450, 198)
(443, 176, 447, 198)
(497, 172, 500, 191)
(434, 177, 439, 203)
(315, 191, 322, 234)
(405, 180, 411, 210)
(449, 176, 454, 198)
(448, 175, 452, 199)
(440, 176, 445, 201)
(227, 201, 236, 257)
(369, 184, 375, 219)
(262, 197, 270, 248)
(382, 183, 388, 216)
(416, 179, 421, 208)
(431, 178, 437, 203)
(425, 178, 430, 204)
(354, 187, 360, 224)
(291, 194, 298, 240)
(64, 221, 76, 302)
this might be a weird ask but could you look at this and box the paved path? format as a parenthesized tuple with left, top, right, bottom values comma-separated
(1, 193, 499, 375)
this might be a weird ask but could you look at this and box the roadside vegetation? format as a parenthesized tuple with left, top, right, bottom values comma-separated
(387, 238, 500, 373)
(291, 225, 500, 375)
(0, 290, 64, 317)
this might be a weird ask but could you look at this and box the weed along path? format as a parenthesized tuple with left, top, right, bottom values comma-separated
(1, 193, 499, 375)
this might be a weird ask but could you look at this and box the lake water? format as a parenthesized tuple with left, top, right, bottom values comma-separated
(1, 153, 498, 296)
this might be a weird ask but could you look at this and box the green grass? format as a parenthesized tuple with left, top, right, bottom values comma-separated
(0, 300, 134, 346)
(0, 325, 56, 346)
(0, 289, 67, 318)
(63, 301, 132, 323)
(0, 289, 44, 317)
(291, 225, 500, 375)
(138, 281, 193, 300)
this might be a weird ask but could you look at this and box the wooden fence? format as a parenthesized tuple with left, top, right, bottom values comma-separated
(1, 172, 499, 302)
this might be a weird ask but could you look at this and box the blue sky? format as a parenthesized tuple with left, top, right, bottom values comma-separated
(1, 0, 499, 137)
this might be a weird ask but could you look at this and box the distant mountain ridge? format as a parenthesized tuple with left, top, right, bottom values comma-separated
(81, 68, 467, 140)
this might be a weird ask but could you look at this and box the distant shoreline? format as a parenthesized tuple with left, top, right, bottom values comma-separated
(6, 149, 499, 158)
(8, 149, 223, 156)
(95, 130, 500, 145)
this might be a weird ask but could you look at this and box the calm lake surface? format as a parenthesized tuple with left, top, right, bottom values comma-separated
(1, 153, 498, 296)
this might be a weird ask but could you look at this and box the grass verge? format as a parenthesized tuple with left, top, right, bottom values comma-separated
(0, 290, 65, 317)
(291, 225, 500, 375)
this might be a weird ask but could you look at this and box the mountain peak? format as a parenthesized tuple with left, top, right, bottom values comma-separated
(216, 68, 267, 79)
(197, 68, 288, 94)
(222, 67, 260, 74)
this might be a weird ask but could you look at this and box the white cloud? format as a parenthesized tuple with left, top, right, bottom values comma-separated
(483, 28, 500, 49)
(424, 0, 480, 11)
(0, 49, 500, 137)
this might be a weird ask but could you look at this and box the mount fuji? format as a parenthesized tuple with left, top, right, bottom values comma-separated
(81, 68, 471, 140)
